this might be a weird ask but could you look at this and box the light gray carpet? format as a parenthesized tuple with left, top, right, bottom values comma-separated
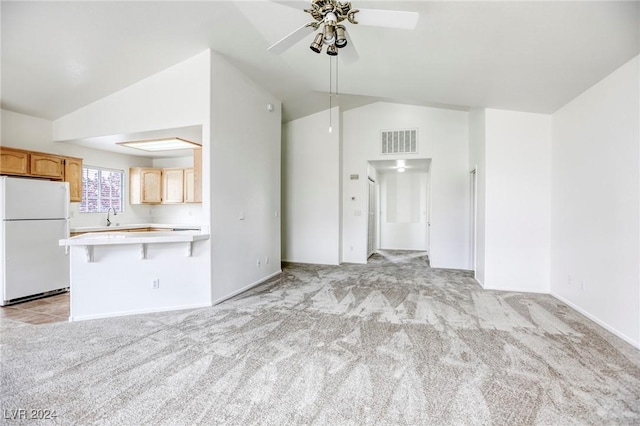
(1, 250, 639, 425)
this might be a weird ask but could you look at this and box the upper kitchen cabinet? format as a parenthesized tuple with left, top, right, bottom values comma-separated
(162, 168, 185, 204)
(0, 147, 29, 176)
(192, 147, 202, 203)
(0, 146, 83, 202)
(30, 153, 65, 179)
(130, 148, 202, 205)
(64, 157, 83, 202)
(184, 168, 196, 203)
(130, 167, 162, 204)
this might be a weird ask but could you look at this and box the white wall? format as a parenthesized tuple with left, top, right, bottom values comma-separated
(49, 50, 211, 229)
(282, 108, 340, 265)
(379, 170, 429, 251)
(209, 51, 282, 303)
(551, 55, 639, 347)
(483, 109, 551, 293)
(53, 51, 211, 141)
(46, 50, 213, 308)
(468, 108, 486, 285)
(343, 102, 469, 268)
(1, 109, 153, 228)
(69, 241, 211, 321)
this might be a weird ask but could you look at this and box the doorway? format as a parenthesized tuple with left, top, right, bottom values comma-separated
(367, 159, 431, 257)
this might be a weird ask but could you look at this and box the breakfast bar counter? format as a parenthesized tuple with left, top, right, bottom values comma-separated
(59, 230, 211, 321)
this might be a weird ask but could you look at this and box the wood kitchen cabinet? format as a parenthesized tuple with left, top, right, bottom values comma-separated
(30, 153, 65, 179)
(130, 167, 162, 204)
(0, 147, 29, 176)
(193, 147, 202, 203)
(130, 148, 202, 205)
(1, 147, 83, 201)
(162, 168, 185, 204)
(64, 156, 83, 202)
(184, 168, 196, 203)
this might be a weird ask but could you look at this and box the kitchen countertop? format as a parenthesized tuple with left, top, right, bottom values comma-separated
(70, 223, 201, 233)
(60, 230, 210, 246)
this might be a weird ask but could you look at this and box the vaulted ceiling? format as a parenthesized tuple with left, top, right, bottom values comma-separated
(2, 1, 638, 123)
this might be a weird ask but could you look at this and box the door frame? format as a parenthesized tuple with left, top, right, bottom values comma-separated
(367, 176, 377, 258)
(469, 168, 477, 272)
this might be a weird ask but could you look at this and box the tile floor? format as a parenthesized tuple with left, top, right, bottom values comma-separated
(0, 292, 70, 325)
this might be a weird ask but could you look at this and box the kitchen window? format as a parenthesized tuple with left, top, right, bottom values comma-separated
(79, 166, 124, 213)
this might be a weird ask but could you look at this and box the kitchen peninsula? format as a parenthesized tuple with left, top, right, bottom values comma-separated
(60, 228, 211, 321)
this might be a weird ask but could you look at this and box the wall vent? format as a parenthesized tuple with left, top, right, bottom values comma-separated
(381, 129, 418, 154)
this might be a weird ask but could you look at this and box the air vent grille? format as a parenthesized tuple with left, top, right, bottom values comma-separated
(381, 129, 418, 154)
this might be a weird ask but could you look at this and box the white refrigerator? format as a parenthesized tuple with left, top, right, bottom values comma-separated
(0, 176, 70, 305)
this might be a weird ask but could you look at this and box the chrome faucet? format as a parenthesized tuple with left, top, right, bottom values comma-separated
(106, 207, 117, 227)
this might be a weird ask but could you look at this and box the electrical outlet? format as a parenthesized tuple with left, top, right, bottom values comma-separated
(265, 256, 270, 264)
(152, 279, 160, 289)
(257, 259, 261, 267)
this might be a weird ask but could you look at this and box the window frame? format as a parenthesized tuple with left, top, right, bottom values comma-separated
(79, 166, 125, 214)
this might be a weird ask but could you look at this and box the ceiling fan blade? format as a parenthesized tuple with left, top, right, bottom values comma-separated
(270, 0, 310, 10)
(339, 30, 359, 64)
(268, 23, 315, 54)
(353, 8, 419, 29)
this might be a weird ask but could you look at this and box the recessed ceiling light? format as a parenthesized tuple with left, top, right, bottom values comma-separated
(117, 137, 201, 152)
(397, 167, 406, 173)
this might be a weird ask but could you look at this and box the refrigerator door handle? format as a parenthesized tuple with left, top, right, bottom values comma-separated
(65, 220, 70, 255)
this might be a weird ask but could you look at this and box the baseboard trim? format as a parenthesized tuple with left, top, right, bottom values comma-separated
(70, 302, 212, 322)
(484, 286, 550, 295)
(473, 276, 484, 288)
(282, 259, 340, 266)
(211, 270, 282, 306)
(551, 292, 639, 350)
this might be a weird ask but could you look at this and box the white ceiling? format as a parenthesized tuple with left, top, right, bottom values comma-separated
(2, 1, 639, 125)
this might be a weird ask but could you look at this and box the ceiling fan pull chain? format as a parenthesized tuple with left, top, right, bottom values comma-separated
(336, 55, 339, 97)
(329, 55, 333, 132)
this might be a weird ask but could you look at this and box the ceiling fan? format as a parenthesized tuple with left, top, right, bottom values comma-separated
(268, 0, 419, 61)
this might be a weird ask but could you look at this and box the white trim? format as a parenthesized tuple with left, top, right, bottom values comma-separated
(473, 277, 484, 288)
(282, 259, 341, 266)
(551, 292, 640, 350)
(484, 286, 550, 295)
(211, 270, 282, 306)
(69, 302, 211, 322)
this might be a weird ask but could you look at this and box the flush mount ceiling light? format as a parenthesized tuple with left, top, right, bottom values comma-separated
(117, 137, 201, 152)
(268, 0, 419, 60)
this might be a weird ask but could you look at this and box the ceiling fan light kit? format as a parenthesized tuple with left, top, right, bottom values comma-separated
(267, 0, 419, 132)
(304, 1, 357, 56)
(268, 0, 418, 59)
(310, 33, 324, 53)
